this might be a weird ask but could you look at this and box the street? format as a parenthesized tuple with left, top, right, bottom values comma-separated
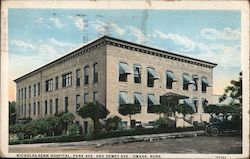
(9, 135, 242, 154)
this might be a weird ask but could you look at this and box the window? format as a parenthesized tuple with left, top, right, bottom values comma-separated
(65, 97, 68, 112)
(55, 99, 59, 113)
(93, 63, 98, 83)
(24, 104, 26, 117)
(119, 91, 130, 105)
(55, 76, 59, 90)
(18, 89, 20, 101)
(134, 65, 141, 83)
(119, 62, 131, 82)
(50, 100, 53, 115)
(84, 93, 89, 104)
(147, 68, 158, 87)
(62, 73, 72, 87)
(147, 94, 159, 106)
(24, 87, 26, 99)
(38, 102, 40, 115)
(21, 88, 23, 100)
(193, 75, 199, 91)
(45, 101, 48, 115)
(84, 121, 88, 134)
(38, 82, 40, 95)
(193, 98, 198, 113)
(45, 79, 53, 92)
(76, 95, 80, 112)
(166, 71, 177, 89)
(184, 99, 196, 112)
(201, 77, 211, 93)
(84, 66, 89, 85)
(183, 74, 195, 90)
(28, 86, 31, 98)
(34, 84, 36, 96)
(33, 103, 36, 115)
(147, 94, 159, 113)
(134, 92, 143, 105)
(76, 69, 80, 87)
(93, 92, 98, 102)
(21, 104, 23, 116)
(28, 104, 31, 116)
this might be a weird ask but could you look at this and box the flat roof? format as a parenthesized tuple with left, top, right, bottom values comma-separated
(14, 36, 217, 83)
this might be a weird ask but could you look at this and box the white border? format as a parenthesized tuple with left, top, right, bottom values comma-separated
(1, 0, 249, 158)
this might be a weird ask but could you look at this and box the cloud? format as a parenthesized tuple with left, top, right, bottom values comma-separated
(49, 17, 65, 29)
(128, 26, 148, 44)
(200, 27, 240, 41)
(12, 38, 80, 56)
(68, 16, 85, 31)
(195, 43, 240, 67)
(92, 20, 126, 36)
(34, 17, 44, 24)
(110, 23, 126, 36)
(152, 31, 195, 52)
(11, 40, 35, 50)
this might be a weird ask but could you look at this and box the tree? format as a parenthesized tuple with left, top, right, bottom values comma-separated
(9, 101, 16, 125)
(68, 123, 80, 136)
(119, 103, 141, 128)
(176, 104, 194, 127)
(219, 72, 242, 105)
(204, 104, 221, 116)
(105, 116, 121, 132)
(148, 104, 169, 117)
(78, 102, 109, 134)
(56, 112, 75, 135)
(44, 116, 61, 136)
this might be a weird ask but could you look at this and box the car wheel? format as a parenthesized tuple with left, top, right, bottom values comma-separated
(210, 127, 220, 136)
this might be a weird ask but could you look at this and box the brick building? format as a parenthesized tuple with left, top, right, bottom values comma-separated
(14, 36, 217, 133)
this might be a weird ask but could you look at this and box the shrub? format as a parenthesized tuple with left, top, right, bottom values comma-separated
(105, 116, 121, 132)
(154, 117, 168, 128)
(68, 123, 80, 136)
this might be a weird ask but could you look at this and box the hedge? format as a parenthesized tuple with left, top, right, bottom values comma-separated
(10, 126, 203, 145)
(9, 135, 85, 145)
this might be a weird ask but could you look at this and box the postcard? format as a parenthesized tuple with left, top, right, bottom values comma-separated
(1, 0, 249, 158)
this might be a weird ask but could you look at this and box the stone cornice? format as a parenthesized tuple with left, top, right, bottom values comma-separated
(14, 36, 217, 83)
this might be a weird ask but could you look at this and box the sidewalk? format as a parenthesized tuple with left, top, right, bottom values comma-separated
(9, 130, 204, 149)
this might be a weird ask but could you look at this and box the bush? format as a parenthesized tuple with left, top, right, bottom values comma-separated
(9, 135, 85, 145)
(9, 126, 203, 145)
(105, 116, 121, 132)
(154, 117, 168, 128)
(68, 123, 80, 136)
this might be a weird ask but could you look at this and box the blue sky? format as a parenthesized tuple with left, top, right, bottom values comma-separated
(8, 9, 241, 100)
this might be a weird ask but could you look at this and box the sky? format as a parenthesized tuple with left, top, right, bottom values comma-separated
(8, 9, 241, 101)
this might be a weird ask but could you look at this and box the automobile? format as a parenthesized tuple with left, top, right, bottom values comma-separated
(204, 113, 242, 136)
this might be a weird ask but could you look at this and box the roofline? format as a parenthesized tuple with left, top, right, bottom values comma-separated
(104, 36, 217, 66)
(14, 35, 217, 83)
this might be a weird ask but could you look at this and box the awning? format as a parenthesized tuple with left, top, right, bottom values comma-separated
(148, 68, 159, 79)
(184, 99, 196, 112)
(192, 75, 199, 79)
(119, 92, 130, 104)
(183, 74, 195, 84)
(166, 71, 177, 82)
(148, 94, 160, 105)
(119, 63, 131, 74)
(201, 77, 211, 87)
(134, 93, 143, 105)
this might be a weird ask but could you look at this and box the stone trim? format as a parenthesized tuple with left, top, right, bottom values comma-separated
(14, 36, 217, 83)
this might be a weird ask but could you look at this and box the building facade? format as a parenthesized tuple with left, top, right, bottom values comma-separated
(14, 36, 217, 132)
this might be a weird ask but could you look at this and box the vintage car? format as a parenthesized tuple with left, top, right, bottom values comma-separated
(204, 114, 242, 136)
